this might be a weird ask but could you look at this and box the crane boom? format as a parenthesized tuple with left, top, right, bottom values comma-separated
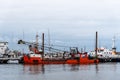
(18, 40, 42, 54)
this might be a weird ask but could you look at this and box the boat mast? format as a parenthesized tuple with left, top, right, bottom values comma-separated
(42, 33, 44, 60)
(22, 30, 24, 53)
(95, 31, 98, 59)
(36, 32, 39, 48)
(48, 29, 51, 53)
(23, 30, 24, 40)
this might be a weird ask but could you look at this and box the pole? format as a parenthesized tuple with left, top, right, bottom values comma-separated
(48, 29, 51, 53)
(36, 32, 39, 48)
(42, 33, 44, 60)
(95, 31, 98, 59)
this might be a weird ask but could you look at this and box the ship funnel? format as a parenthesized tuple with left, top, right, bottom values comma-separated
(112, 36, 116, 55)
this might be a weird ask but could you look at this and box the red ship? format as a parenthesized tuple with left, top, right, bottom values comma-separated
(23, 52, 98, 64)
(18, 33, 98, 64)
(18, 43, 98, 64)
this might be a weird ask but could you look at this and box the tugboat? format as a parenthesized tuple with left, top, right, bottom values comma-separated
(18, 33, 98, 64)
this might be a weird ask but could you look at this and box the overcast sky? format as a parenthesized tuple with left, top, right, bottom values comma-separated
(0, 0, 120, 51)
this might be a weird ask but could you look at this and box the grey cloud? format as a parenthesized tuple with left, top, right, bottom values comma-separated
(0, 0, 120, 50)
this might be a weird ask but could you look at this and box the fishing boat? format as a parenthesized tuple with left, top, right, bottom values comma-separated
(18, 33, 98, 64)
(22, 47, 98, 64)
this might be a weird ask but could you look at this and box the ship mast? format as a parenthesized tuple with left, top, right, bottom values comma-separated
(48, 29, 51, 53)
(42, 33, 44, 60)
(22, 30, 25, 53)
(36, 32, 39, 48)
(95, 31, 98, 59)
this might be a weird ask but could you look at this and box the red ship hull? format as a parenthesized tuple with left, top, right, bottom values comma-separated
(23, 54, 99, 64)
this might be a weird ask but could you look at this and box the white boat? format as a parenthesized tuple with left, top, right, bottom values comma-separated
(0, 41, 23, 63)
(88, 35, 119, 58)
(0, 42, 9, 57)
(88, 47, 114, 58)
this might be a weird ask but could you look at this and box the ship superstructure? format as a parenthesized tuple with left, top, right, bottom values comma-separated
(0, 42, 9, 57)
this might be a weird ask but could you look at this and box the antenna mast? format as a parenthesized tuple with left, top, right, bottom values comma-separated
(22, 30, 24, 53)
(48, 29, 51, 53)
(36, 32, 39, 48)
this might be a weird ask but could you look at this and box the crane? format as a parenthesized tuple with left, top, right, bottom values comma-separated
(18, 39, 42, 54)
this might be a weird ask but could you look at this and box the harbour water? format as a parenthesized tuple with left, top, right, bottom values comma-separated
(1, 63, 120, 80)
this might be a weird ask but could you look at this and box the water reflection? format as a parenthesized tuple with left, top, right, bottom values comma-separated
(95, 64, 99, 73)
(22, 63, 119, 78)
(0, 63, 120, 80)
(23, 64, 45, 74)
(69, 64, 79, 71)
(23, 64, 99, 74)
